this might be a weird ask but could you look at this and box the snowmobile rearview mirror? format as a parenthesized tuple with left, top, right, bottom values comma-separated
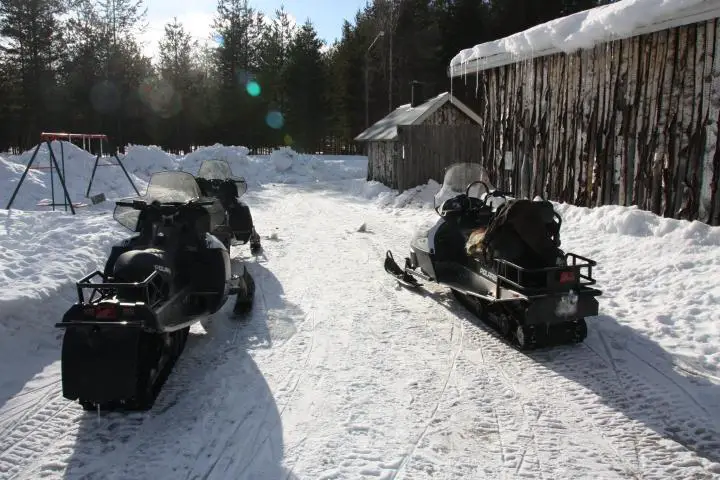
(234, 178, 248, 196)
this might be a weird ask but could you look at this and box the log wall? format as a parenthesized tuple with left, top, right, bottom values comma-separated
(464, 18, 720, 225)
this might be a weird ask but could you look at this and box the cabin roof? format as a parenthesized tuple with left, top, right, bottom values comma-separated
(355, 92, 481, 142)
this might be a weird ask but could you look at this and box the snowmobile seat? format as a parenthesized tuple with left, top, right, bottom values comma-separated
(475, 199, 565, 288)
(112, 250, 171, 303)
(196, 177, 211, 196)
(532, 199, 561, 247)
(227, 202, 255, 242)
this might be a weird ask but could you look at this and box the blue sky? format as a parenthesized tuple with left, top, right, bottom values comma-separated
(140, 0, 369, 59)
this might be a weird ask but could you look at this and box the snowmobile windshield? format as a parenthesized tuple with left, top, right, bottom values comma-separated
(197, 159, 233, 180)
(113, 171, 202, 231)
(434, 163, 495, 207)
(197, 159, 248, 196)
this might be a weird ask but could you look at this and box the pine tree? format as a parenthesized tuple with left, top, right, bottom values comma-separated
(257, 5, 295, 112)
(59, 0, 150, 147)
(0, 0, 66, 145)
(213, 0, 263, 84)
(284, 20, 326, 151)
(212, 0, 266, 145)
(94, 0, 147, 71)
(155, 17, 197, 149)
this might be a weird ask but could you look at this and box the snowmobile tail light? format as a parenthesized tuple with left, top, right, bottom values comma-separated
(95, 305, 117, 319)
(559, 271, 575, 283)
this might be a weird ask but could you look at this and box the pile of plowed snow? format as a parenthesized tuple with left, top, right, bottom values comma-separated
(0, 143, 366, 210)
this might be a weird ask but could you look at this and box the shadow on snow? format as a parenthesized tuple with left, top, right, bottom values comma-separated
(399, 282, 720, 467)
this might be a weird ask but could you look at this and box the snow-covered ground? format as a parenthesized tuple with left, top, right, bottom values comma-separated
(1, 143, 719, 479)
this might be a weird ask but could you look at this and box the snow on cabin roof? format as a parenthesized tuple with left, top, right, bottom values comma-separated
(449, 0, 720, 77)
(354, 92, 481, 142)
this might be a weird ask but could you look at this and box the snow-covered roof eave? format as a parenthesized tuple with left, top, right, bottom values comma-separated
(448, 0, 720, 78)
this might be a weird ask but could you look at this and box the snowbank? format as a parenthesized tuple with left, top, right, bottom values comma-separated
(0, 143, 367, 210)
(178, 144, 250, 175)
(223, 149, 367, 187)
(0, 209, 123, 335)
(260, 147, 366, 184)
(349, 179, 442, 209)
(552, 202, 720, 374)
(0, 155, 47, 207)
(553, 203, 720, 246)
(449, 0, 712, 71)
(120, 144, 178, 179)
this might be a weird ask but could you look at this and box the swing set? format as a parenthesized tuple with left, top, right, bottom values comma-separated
(5, 132, 140, 215)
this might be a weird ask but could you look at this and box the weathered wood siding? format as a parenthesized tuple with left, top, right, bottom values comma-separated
(423, 102, 477, 126)
(366, 102, 480, 189)
(466, 18, 720, 225)
(366, 141, 399, 186)
(396, 124, 483, 191)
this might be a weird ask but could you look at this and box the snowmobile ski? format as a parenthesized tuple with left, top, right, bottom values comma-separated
(384, 251, 422, 288)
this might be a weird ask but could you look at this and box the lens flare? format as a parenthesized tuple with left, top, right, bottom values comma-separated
(90, 80, 120, 114)
(266, 110, 284, 129)
(246, 81, 261, 96)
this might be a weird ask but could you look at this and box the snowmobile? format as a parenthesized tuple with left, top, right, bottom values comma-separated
(195, 159, 262, 254)
(55, 170, 256, 411)
(384, 162, 602, 350)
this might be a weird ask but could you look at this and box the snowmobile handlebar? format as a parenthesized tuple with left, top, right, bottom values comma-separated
(465, 180, 491, 198)
(115, 198, 215, 211)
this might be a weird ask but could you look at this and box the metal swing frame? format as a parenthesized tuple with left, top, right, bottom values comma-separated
(5, 132, 140, 215)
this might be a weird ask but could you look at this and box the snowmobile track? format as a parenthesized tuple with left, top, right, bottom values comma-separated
(465, 326, 644, 478)
(582, 332, 720, 467)
(0, 394, 78, 479)
(390, 316, 465, 479)
(0, 385, 58, 437)
(512, 329, 718, 475)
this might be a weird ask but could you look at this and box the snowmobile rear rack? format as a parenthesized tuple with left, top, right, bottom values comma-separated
(71, 270, 165, 308)
(386, 249, 602, 304)
(491, 252, 600, 298)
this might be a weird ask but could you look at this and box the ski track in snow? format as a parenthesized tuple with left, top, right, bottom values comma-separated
(1, 183, 720, 479)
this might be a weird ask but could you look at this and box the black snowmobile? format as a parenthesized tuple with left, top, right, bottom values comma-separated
(384, 162, 602, 350)
(195, 159, 262, 254)
(55, 170, 256, 411)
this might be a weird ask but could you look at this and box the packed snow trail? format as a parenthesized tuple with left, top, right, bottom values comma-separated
(1, 182, 720, 479)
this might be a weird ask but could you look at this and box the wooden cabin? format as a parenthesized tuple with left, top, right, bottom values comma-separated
(355, 85, 482, 191)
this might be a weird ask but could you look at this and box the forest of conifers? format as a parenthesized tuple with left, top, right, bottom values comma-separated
(0, 0, 611, 153)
